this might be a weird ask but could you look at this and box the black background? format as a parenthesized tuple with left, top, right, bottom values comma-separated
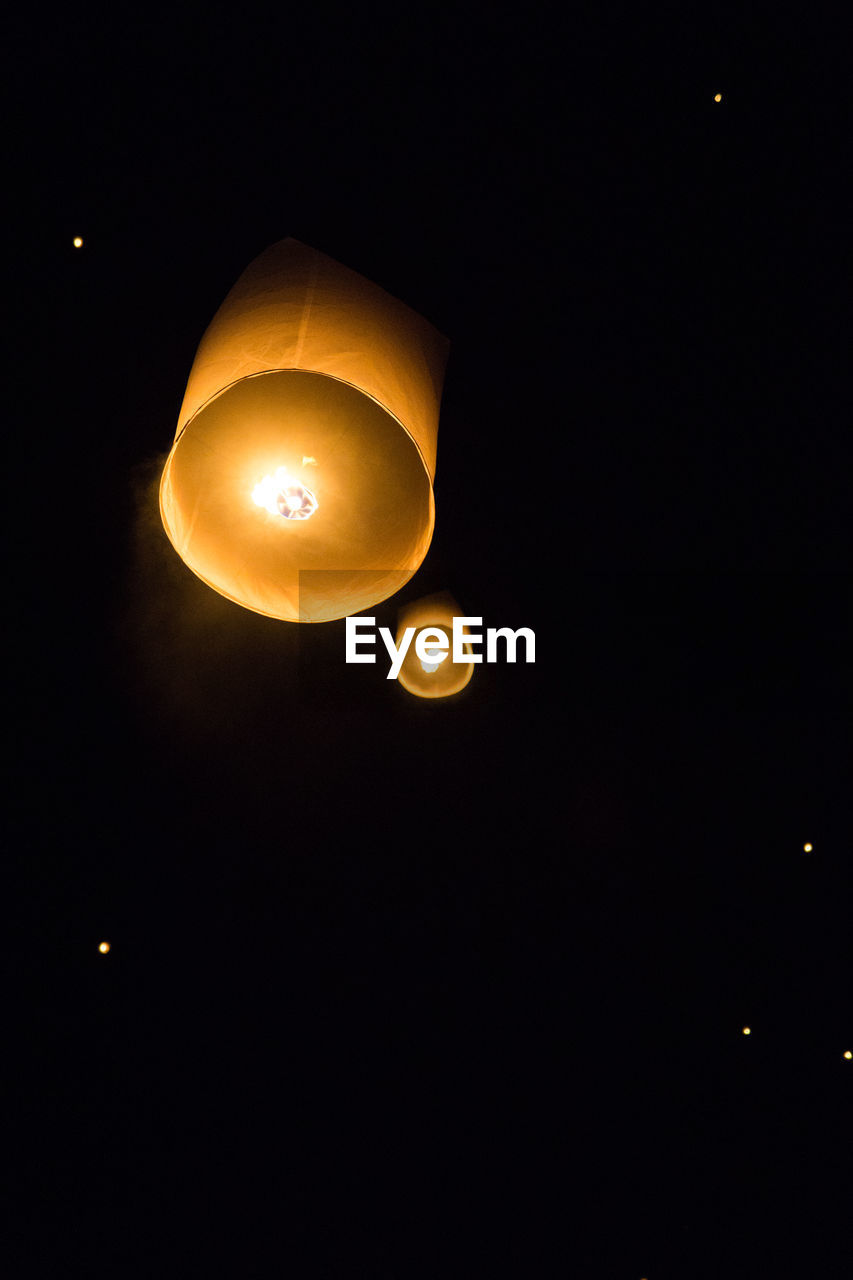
(8, 4, 850, 1275)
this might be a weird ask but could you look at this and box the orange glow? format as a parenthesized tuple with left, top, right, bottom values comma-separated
(844, 1051, 852, 1060)
(98, 941, 111, 954)
(742, 1026, 751, 1036)
(395, 592, 474, 699)
(160, 239, 448, 622)
(803, 842, 813, 852)
(714, 93, 722, 102)
(73, 236, 83, 247)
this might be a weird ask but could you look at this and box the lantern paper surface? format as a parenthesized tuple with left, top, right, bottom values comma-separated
(160, 239, 449, 622)
(395, 592, 475, 699)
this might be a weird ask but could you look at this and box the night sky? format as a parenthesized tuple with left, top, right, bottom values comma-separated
(8, 6, 850, 1275)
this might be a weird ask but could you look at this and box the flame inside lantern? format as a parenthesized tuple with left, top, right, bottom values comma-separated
(252, 466, 319, 521)
(420, 647, 446, 674)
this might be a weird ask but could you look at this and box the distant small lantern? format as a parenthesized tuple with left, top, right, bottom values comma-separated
(73, 237, 83, 248)
(395, 591, 475, 700)
(160, 239, 448, 623)
(742, 1026, 751, 1036)
(803, 842, 813, 853)
(714, 93, 722, 103)
(98, 941, 111, 954)
(844, 1050, 852, 1060)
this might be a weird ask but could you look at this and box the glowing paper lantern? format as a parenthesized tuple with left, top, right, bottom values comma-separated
(395, 591, 475, 700)
(160, 239, 449, 622)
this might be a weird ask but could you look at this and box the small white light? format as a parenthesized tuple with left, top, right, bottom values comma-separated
(420, 647, 445, 674)
(73, 237, 84, 248)
(252, 468, 318, 521)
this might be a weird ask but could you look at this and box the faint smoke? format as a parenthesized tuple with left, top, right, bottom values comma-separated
(117, 452, 302, 767)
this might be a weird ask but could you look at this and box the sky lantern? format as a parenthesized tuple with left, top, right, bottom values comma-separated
(160, 238, 449, 622)
(395, 591, 475, 699)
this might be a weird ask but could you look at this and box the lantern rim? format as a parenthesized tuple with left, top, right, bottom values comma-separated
(170, 367, 436, 484)
(397, 657, 475, 698)
(160, 368, 436, 622)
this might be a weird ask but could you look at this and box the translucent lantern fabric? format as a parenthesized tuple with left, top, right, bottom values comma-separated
(160, 238, 449, 622)
(395, 591, 475, 699)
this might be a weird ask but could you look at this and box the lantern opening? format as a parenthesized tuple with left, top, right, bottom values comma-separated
(395, 601, 474, 698)
(252, 467, 318, 521)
